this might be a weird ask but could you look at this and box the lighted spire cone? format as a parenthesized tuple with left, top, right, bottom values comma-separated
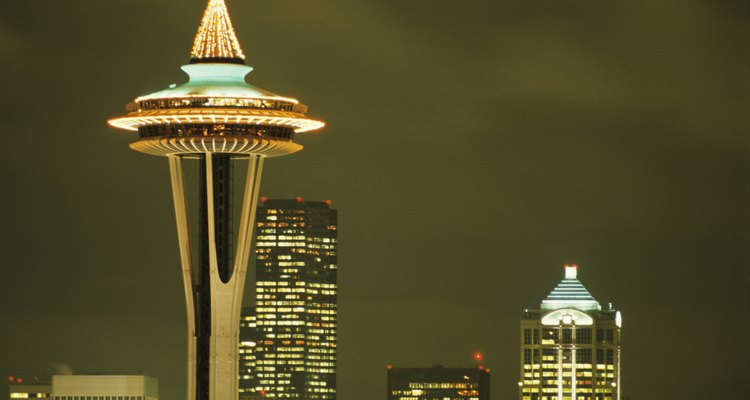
(107, 2, 325, 400)
(191, 0, 245, 63)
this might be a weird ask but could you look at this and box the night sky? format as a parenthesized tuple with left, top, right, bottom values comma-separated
(1, 1, 747, 400)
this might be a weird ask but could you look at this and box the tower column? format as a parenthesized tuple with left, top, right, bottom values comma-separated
(571, 326, 576, 400)
(206, 154, 264, 400)
(169, 154, 265, 400)
(557, 325, 563, 400)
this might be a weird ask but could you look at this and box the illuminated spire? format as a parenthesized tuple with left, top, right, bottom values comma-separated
(190, 0, 245, 64)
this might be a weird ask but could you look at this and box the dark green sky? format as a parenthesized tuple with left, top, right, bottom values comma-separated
(1, 1, 747, 399)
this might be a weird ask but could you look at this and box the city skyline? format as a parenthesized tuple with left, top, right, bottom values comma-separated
(0, 2, 746, 400)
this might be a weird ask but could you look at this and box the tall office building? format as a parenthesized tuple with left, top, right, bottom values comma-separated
(108, 1, 324, 399)
(239, 198, 338, 400)
(519, 265, 622, 400)
(51, 376, 158, 400)
(387, 365, 490, 400)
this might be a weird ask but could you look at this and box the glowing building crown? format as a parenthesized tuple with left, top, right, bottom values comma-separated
(541, 264, 601, 311)
(190, 0, 246, 64)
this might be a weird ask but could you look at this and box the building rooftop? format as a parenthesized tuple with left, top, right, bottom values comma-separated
(540, 265, 601, 311)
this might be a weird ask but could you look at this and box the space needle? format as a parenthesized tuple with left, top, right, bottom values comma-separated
(108, 1, 325, 400)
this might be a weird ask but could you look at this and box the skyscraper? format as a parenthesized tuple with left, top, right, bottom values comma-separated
(239, 198, 338, 400)
(519, 265, 621, 400)
(107, 1, 325, 400)
(387, 365, 490, 400)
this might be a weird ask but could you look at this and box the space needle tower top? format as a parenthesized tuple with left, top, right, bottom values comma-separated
(108, 0, 325, 157)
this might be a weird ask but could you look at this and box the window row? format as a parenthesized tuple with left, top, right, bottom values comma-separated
(524, 348, 615, 364)
(524, 328, 616, 345)
(128, 97, 306, 114)
(53, 397, 143, 400)
(137, 124, 294, 140)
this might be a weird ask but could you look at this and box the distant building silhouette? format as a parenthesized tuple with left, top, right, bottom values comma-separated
(239, 198, 338, 400)
(51, 376, 158, 400)
(387, 365, 490, 400)
(519, 265, 621, 400)
(8, 375, 51, 399)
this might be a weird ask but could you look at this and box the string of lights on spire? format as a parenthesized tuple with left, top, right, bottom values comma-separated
(191, 0, 245, 61)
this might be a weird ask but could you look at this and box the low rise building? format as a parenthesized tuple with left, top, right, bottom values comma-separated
(51, 375, 157, 400)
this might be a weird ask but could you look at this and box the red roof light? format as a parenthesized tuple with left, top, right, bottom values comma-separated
(473, 352, 484, 362)
(296, 196, 303, 203)
(261, 196, 268, 202)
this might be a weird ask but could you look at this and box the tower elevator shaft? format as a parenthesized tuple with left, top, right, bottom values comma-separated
(197, 154, 233, 400)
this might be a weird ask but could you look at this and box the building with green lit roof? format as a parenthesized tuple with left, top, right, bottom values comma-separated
(519, 265, 621, 400)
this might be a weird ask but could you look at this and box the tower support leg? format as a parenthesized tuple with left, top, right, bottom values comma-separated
(169, 155, 198, 400)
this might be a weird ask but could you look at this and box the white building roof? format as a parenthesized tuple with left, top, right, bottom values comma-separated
(540, 265, 601, 311)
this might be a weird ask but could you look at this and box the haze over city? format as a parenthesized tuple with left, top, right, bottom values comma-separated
(1, 1, 747, 400)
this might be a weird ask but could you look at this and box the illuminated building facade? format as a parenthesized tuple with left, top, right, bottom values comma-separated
(239, 309, 261, 400)
(108, 1, 324, 400)
(387, 366, 490, 400)
(51, 376, 158, 400)
(239, 198, 338, 400)
(8, 375, 51, 399)
(519, 266, 622, 400)
(9, 385, 51, 400)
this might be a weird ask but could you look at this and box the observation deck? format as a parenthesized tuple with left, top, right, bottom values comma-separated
(108, 63, 325, 157)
